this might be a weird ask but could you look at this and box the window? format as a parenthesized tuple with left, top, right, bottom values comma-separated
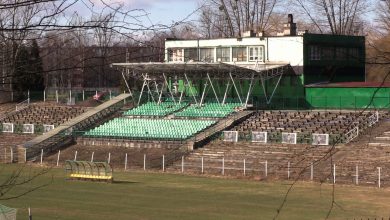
(349, 48, 360, 61)
(335, 47, 347, 60)
(168, 48, 183, 62)
(248, 46, 264, 62)
(184, 48, 198, 62)
(322, 47, 334, 60)
(216, 47, 230, 62)
(309, 45, 321, 61)
(199, 48, 214, 63)
(232, 47, 247, 62)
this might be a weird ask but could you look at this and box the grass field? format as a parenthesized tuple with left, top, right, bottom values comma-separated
(0, 164, 389, 220)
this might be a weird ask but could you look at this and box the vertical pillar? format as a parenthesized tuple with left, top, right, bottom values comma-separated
(377, 167, 381, 188)
(108, 152, 111, 164)
(56, 90, 58, 103)
(355, 165, 359, 185)
(74, 151, 77, 161)
(265, 160, 268, 177)
(91, 152, 94, 162)
(43, 90, 46, 102)
(82, 90, 85, 101)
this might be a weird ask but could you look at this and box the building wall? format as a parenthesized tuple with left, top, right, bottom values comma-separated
(165, 36, 303, 67)
(305, 87, 390, 109)
(303, 34, 366, 85)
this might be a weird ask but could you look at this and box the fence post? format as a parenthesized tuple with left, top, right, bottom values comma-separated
(287, 161, 290, 180)
(74, 151, 77, 161)
(143, 154, 146, 171)
(56, 150, 61, 167)
(108, 152, 111, 164)
(265, 160, 268, 177)
(181, 156, 184, 173)
(43, 90, 46, 102)
(377, 167, 381, 188)
(56, 90, 59, 103)
(24, 148, 27, 163)
(355, 165, 359, 185)
(333, 164, 336, 184)
(28, 90, 30, 103)
(201, 157, 204, 174)
(310, 162, 313, 181)
(243, 159, 246, 176)
(83, 90, 85, 101)
(40, 149, 43, 165)
(69, 90, 72, 103)
(222, 157, 225, 175)
(125, 153, 128, 170)
(10, 147, 13, 163)
(91, 152, 94, 162)
(109, 90, 112, 100)
(162, 155, 165, 172)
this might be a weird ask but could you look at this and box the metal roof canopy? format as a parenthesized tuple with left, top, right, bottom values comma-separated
(111, 62, 295, 80)
(111, 62, 295, 106)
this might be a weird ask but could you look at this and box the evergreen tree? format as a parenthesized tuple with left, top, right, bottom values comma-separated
(13, 40, 44, 94)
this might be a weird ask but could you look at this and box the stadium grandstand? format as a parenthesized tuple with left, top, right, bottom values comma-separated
(1, 14, 389, 186)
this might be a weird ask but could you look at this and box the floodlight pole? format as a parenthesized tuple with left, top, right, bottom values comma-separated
(184, 73, 198, 105)
(207, 73, 220, 104)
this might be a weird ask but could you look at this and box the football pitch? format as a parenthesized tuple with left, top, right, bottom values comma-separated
(0, 164, 389, 220)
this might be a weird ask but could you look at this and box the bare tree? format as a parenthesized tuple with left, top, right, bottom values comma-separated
(292, 0, 368, 35)
(199, 0, 280, 38)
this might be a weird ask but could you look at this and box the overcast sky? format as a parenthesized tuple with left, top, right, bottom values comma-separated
(88, 0, 200, 26)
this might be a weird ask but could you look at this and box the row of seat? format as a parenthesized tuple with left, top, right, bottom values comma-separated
(174, 103, 241, 118)
(0, 105, 87, 126)
(123, 102, 187, 117)
(233, 110, 380, 135)
(84, 117, 216, 140)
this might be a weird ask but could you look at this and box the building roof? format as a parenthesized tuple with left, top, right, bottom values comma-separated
(305, 82, 390, 88)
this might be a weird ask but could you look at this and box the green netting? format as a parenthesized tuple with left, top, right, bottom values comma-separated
(174, 103, 241, 118)
(84, 118, 216, 140)
(124, 102, 188, 117)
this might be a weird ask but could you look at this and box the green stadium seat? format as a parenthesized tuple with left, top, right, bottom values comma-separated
(174, 103, 241, 118)
(84, 117, 216, 140)
(123, 102, 187, 117)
